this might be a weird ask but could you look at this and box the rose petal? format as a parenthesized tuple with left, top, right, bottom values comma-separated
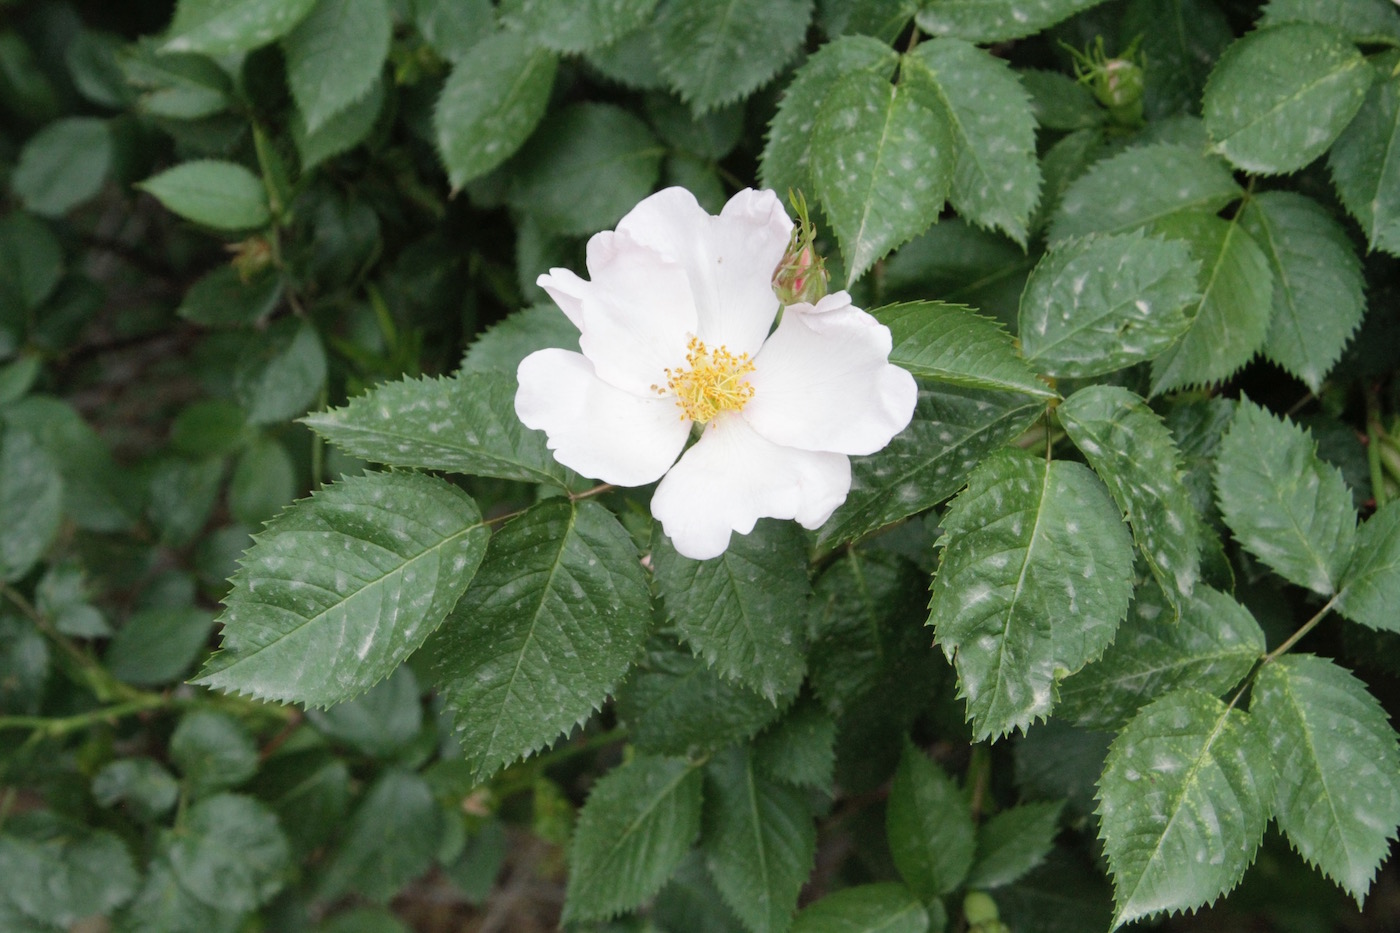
(535, 267, 588, 331)
(617, 187, 792, 356)
(650, 412, 850, 560)
(574, 230, 699, 395)
(516, 348, 690, 486)
(744, 291, 917, 455)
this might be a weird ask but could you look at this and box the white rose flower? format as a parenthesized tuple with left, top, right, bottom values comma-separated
(515, 187, 917, 560)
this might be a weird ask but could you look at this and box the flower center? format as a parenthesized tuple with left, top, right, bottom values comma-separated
(653, 336, 755, 424)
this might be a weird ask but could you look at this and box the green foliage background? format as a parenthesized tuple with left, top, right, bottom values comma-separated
(2, 0, 1400, 931)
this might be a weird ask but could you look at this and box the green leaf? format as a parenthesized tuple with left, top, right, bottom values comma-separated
(1058, 386, 1203, 611)
(283, 0, 390, 133)
(505, 103, 664, 236)
(170, 793, 290, 911)
(177, 265, 282, 328)
(1124, 0, 1233, 120)
(1336, 501, 1400, 632)
(170, 710, 259, 799)
(434, 499, 651, 780)
(196, 471, 489, 707)
(886, 739, 975, 898)
(317, 770, 442, 903)
(117, 854, 241, 933)
(233, 318, 327, 424)
(253, 753, 349, 858)
(1214, 399, 1357, 595)
(106, 606, 215, 686)
(818, 384, 1042, 547)
(0, 427, 63, 583)
(791, 884, 930, 933)
(434, 31, 557, 189)
(10, 116, 112, 217)
(1251, 654, 1400, 904)
(1021, 69, 1103, 131)
(1049, 144, 1242, 244)
(564, 755, 703, 922)
(616, 642, 784, 757)
(1018, 232, 1200, 379)
(966, 801, 1064, 889)
(139, 160, 271, 230)
(411, 0, 493, 61)
(1204, 23, 1373, 175)
(1262, 0, 1400, 44)
(1058, 582, 1264, 730)
(0, 212, 62, 311)
(873, 301, 1055, 399)
(304, 371, 571, 485)
(902, 39, 1041, 245)
(811, 69, 954, 284)
(652, 519, 810, 703)
(305, 664, 422, 755)
(119, 41, 233, 119)
(294, 74, 385, 171)
(1329, 65, 1400, 255)
(655, 0, 812, 113)
(460, 303, 580, 375)
(1148, 211, 1274, 394)
(93, 758, 181, 821)
(753, 701, 838, 792)
(499, 0, 659, 53)
(229, 436, 296, 528)
(702, 746, 816, 933)
(1237, 191, 1365, 391)
(164, 0, 319, 55)
(914, 0, 1112, 42)
(928, 448, 1135, 740)
(759, 36, 898, 200)
(1096, 689, 1274, 929)
(0, 829, 138, 928)
(823, 0, 920, 42)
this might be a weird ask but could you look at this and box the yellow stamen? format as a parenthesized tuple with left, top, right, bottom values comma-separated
(651, 336, 755, 423)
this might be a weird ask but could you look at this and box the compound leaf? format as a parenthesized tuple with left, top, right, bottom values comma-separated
(195, 471, 489, 707)
(929, 448, 1135, 740)
(434, 499, 651, 781)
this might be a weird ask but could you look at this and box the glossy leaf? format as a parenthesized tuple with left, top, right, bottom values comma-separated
(434, 31, 557, 189)
(196, 471, 489, 707)
(811, 69, 954, 284)
(702, 746, 816, 933)
(1329, 65, 1400, 255)
(1096, 690, 1274, 929)
(902, 39, 1041, 244)
(886, 739, 975, 898)
(317, 770, 442, 903)
(1261, 0, 1400, 44)
(564, 755, 703, 922)
(1058, 385, 1203, 612)
(434, 499, 651, 781)
(914, 0, 1112, 43)
(791, 884, 930, 933)
(1215, 400, 1357, 595)
(817, 384, 1043, 547)
(1148, 212, 1273, 394)
(1018, 232, 1200, 379)
(1125, 0, 1233, 119)
(1238, 191, 1365, 391)
(303, 371, 573, 485)
(499, 0, 659, 53)
(1203, 23, 1372, 175)
(283, 0, 390, 132)
(1336, 501, 1400, 632)
(1058, 582, 1264, 730)
(759, 35, 898, 199)
(874, 301, 1054, 399)
(139, 160, 271, 230)
(929, 448, 1135, 739)
(1251, 654, 1400, 904)
(753, 701, 838, 792)
(965, 801, 1064, 889)
(654, 0, 813, 113)
(1049, 144, 1241, 244)
(652, 519, 810, 703)
(164, 0, 319, 55)
(294, 74, 384, 170)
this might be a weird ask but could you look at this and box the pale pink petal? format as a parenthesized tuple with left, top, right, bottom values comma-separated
(616, 187, 792, 356)
(516, 349, 690, 486)
(536, 267, 588, 331)
(744, 291, 917, 456)
(575, 230, 698, 395)
(650, 413, 851, 560)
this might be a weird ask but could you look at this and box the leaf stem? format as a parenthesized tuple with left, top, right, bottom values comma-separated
(0, 694, 169, 736)
(568, 483, 615, 502)
(1366, 385, 1389, 509)
(1263, 594, 1338, 665)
